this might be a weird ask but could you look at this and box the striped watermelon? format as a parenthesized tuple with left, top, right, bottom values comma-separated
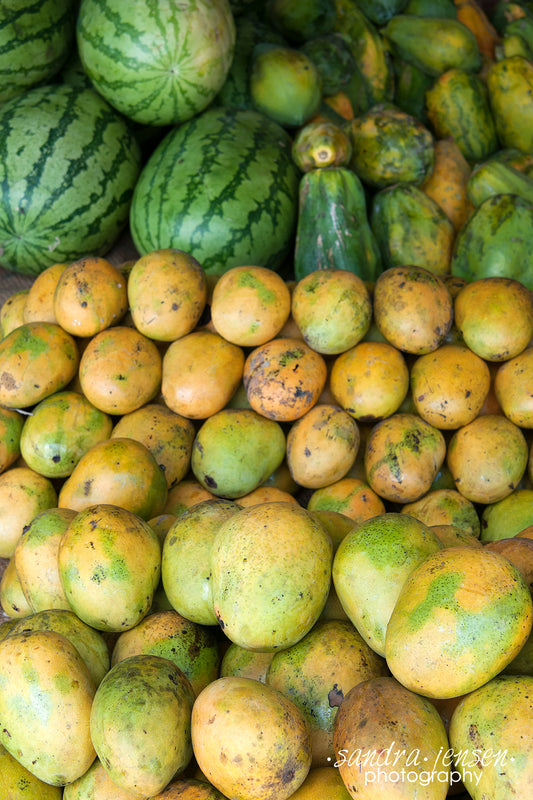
(76, 0, 236, 127)
(130, 106, 300, 276)
(0, 0, 77, 107)
(0, 84, 141, 276)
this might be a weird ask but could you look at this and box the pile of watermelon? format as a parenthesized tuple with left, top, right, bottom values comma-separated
(1, 0, 533, 287)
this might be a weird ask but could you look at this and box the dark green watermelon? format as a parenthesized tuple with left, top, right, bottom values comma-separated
(76, 0, 236, 126)
(129, 106, 300, 276)
(0, 0, 77, 107)
(0, 84, 142, 276)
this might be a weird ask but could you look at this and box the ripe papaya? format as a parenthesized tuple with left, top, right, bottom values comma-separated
(348, 102, 434, 188)
(420, 137, 474, 232)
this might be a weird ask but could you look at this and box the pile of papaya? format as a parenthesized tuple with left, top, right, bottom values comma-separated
(1, 1, 533, 800)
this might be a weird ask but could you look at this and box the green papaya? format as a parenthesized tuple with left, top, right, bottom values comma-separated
(370, 183, 455, 276)
(404, 0, 457, 17)
(451, 193, 533, 289)
(293, 166, 382, 282)
(217, 11, 287, 109)
(250, 44, 323, 127)
(352, 0, 410, 26)
(504, 16, 533, 50)
(491, 1, 533, 35)
(348, 102, 435, 188)
(334, 0, 395, 111)
(392, 57, 434, 123)
(425, 68, 499, 163)
(300, 33, 357, 96)
(267, 0, 337, 43)
(467, 159, 533, 206)
(496, 30, 533, 60)
(380, 15, 482, 76)
(486, 55, 533, 152)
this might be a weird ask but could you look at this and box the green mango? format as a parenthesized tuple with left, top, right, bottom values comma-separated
(191, 408, 286, 499)
(451, 193, 533, 289)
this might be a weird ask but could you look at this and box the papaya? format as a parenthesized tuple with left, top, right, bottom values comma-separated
(380, 14, 483, 76)
(496, 28, 533, 58)
(300, 33, 357, 96)
(250, 45, 323, 127)
(420, 137, 474, 232)
(425, 68, 499, 162)
(267, 0, 337, 43)
(293, 166, 382, 282)
(217, 11, 287, 110)
(333, 0, 394, 111)
(351, 0, 410, 26)
(486, 55, 533, 152)
(348, 102, 435, 188)
(451, 193, 533, 288)
(291, 120, 352, 172)
(467, 158, 533, 206)
(392, 57, 434, 123)
(404, 0, 457, 16)
(453, 0, 501, 61)
(370, 183, 455, 276)
(490, 0, 533, 34)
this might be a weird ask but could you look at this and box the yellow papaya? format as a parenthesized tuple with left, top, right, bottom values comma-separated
(454, 0, 501, 61)
(486, 55, 533, 152)
(420, 137, 474, 232)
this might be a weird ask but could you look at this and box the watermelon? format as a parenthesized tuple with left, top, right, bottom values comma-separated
(76, 0, 236, 126)
(0, 84, 142, 276)
(0, 0, 77, 107)
(129, 106, 300, 276)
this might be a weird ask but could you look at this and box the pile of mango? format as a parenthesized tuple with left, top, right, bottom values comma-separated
(2, 1, 533, 800)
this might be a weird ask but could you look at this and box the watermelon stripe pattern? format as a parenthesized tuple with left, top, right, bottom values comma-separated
(130, 107, 300, 275)
(0, 0, 77, 106)
(0, 84, 141, 276)
(76, 0, 236, 126)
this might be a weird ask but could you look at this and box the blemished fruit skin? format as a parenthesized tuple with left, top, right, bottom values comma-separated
(385, 546, 533, 699)
(77, 0, 236, 126)
(191, 676, 313, 800)
(90, 654, 196, 797)
(0, 84, 141, 276)
(449, 675, 533, 799)
(130, 106, 300, 276)
(210, 502, 333, 652)
(0, 629, 96, 786)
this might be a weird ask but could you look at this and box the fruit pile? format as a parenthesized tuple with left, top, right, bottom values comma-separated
(1, 1, 533, 800)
